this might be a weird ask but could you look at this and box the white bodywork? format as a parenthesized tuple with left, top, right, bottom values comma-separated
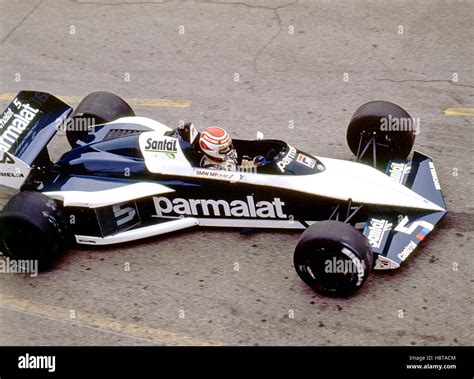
(76, 217, 198, 245)
(109, 116, 172, 134)
(44, 182, 174, 208)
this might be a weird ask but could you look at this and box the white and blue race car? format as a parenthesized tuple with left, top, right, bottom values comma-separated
(0, 91, 447, 295)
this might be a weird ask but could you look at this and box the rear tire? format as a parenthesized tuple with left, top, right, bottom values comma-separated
(294, 221, 373, 296)
(66, 91, 135, 147)
(346, 101, 416, 169)
(0, 192, 67, 271)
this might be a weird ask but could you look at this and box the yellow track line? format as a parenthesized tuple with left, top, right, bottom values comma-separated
(443, 108, 474, 116)
(0, 293, 221, 346)
(0, 93, 191, 108)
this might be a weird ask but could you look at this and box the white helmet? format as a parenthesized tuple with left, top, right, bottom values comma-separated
(199, 127, 234, 162)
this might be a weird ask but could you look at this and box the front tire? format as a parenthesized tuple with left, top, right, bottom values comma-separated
(0, 192, 67, 270)
(346, 101, 416, 168)
(294, 221, 373, 296)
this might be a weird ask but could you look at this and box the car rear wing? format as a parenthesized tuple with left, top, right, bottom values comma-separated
(0, 91, 72, 189)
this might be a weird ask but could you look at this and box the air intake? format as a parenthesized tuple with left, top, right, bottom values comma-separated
(103, 128, 142, 141)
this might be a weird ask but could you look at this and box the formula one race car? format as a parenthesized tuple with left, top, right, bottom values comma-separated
(0, 91, 447, 296)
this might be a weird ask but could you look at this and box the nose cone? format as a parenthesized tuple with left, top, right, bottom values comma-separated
(308, 157, 445, 212)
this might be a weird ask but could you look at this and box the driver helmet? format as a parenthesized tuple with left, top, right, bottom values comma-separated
(199, 127, 235, 162)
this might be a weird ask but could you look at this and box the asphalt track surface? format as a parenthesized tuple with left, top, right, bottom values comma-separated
(0, 0, 472, 346)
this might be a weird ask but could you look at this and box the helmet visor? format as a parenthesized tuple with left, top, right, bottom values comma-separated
(218, 143, 233, 155)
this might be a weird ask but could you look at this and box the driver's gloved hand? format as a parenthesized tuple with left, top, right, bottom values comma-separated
(253, 156, 267, 166)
